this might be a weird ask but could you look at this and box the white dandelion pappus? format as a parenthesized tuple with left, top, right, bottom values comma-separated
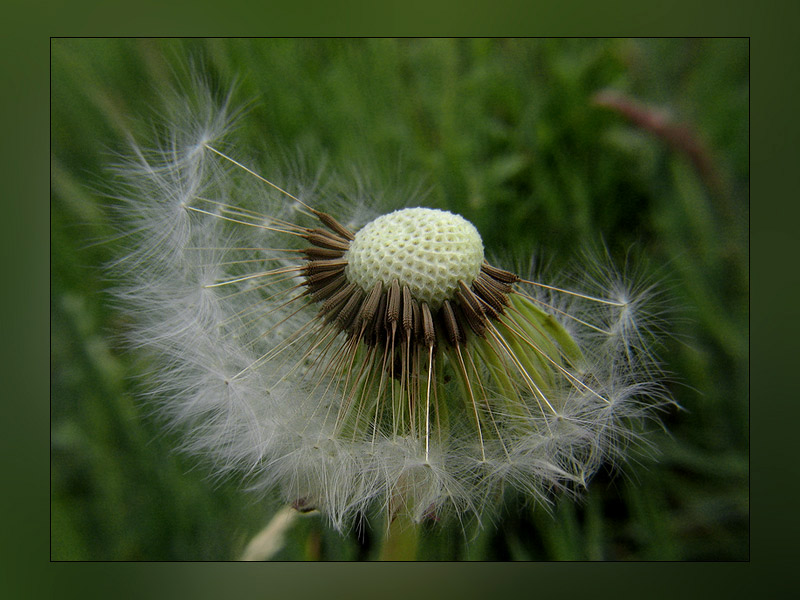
(112, 88, 672, 531)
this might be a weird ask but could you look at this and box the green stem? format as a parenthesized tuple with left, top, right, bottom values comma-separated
(378, 510, 421, 561)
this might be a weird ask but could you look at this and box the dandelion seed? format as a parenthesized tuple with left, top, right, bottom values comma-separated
(112, 88, 672, 534)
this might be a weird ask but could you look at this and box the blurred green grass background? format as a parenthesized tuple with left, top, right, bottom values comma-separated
(51, 38, 748, 561)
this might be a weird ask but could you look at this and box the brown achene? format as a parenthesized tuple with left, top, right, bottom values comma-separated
(301, 211, 520, 356)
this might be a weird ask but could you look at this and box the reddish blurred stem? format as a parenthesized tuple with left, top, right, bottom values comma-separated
(593, 90, 730, 218)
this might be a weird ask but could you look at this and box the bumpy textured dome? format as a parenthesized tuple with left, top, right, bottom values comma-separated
(345, 208, 484, 308)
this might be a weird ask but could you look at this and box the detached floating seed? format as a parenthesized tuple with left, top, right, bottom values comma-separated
(301, 207, 519, 354)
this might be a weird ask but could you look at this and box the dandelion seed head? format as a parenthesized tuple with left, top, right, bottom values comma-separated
(111, 84, 675, 531)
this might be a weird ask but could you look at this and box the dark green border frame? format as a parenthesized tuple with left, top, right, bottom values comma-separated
(8, 0, 785, 594)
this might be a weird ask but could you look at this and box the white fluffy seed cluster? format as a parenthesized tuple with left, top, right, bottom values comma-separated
(344, 208, 485, 308)
(113, 89, 671, 532)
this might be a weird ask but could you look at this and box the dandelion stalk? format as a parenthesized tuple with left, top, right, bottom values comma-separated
(240, 506, 300, 561)
(378, 503, 422, 561)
